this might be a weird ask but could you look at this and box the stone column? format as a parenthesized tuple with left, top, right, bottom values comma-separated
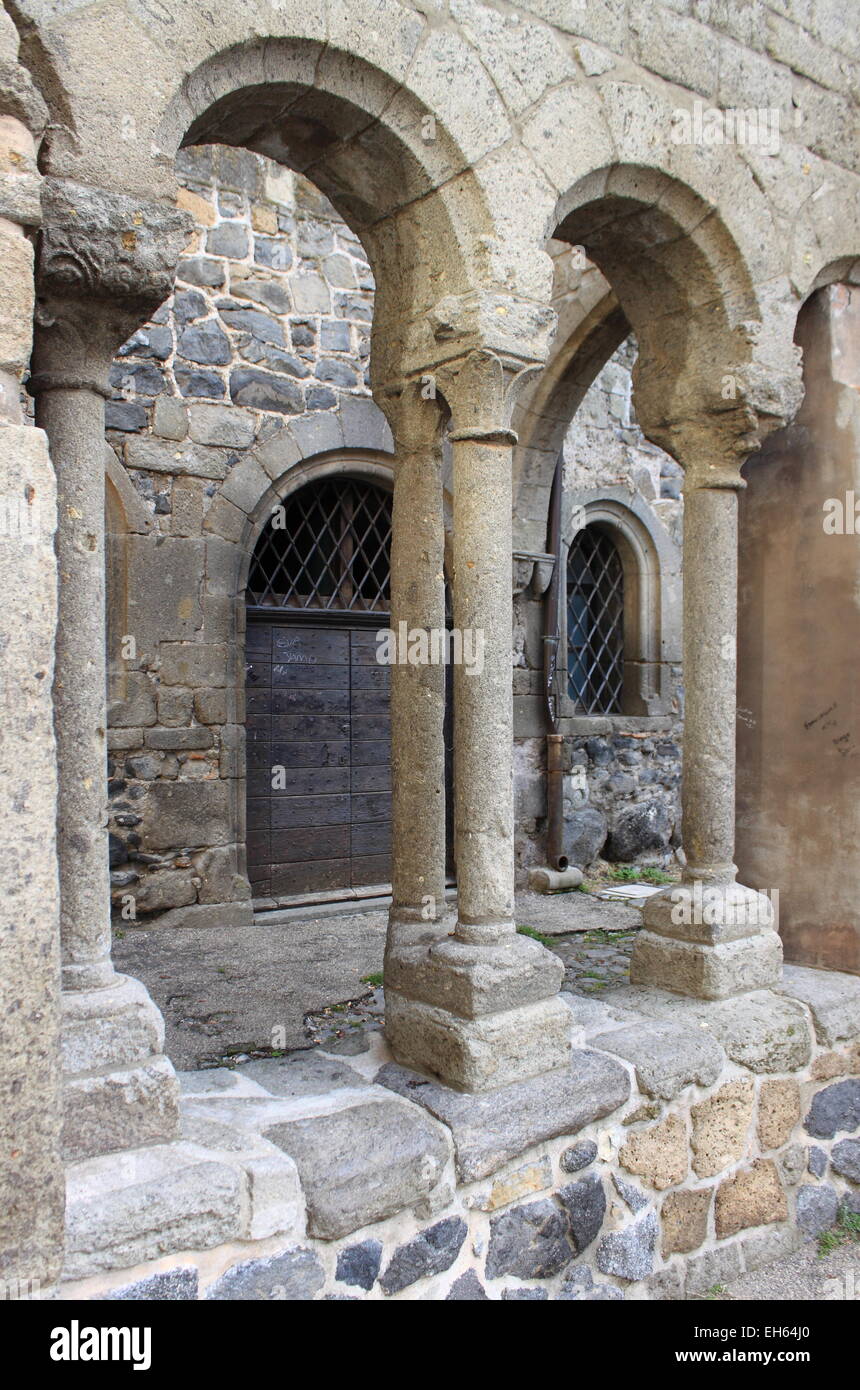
(30, 177, 192, 1160)
(0, 72, 66, 1291)
(384, 350, 570, 1090)
(383, 383, 447, 933)
(630, 464, 782, 998)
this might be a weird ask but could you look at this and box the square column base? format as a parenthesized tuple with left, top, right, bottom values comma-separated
(62, 975, 180, 1160)
(629, 927, 783, 1000)
(385, 991, 571, 1092)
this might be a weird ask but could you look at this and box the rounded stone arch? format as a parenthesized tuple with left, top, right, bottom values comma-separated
(559, 488, 681, 721)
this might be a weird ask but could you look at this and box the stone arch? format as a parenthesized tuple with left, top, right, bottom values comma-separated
(559, 489, 681, 721)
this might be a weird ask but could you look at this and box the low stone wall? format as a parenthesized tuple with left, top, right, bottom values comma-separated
(54, 965, 859, 1302)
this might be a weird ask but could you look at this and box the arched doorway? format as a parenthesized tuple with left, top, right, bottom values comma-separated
(244, 474, 395, 900)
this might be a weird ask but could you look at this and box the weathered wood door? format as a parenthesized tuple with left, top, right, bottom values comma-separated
(245, 618, 391, 896)
(244, 476, 395, 898)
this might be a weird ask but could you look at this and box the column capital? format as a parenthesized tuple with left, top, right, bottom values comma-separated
(434, 346, 544, 444)
(32, 177, 192, 386)
(632, 320, 805, 486)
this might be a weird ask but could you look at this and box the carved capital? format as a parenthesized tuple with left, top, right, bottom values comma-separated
(38, 177, 192, 311)
(632, 314, 805, 488)
(32, 178, 193, 390)
(435, 348, 542, 443)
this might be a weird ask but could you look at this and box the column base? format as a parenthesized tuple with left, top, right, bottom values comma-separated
(629, 928, 783, 1000)
(61, 974, 180, 1161)
(385, 991, 571, 1092)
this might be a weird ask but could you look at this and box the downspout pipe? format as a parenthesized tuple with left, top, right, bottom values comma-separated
(543, 454, 570, 875)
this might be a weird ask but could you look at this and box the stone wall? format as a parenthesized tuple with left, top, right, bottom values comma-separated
(57, 967, 860, 1301)
(104, 146, 377, 926)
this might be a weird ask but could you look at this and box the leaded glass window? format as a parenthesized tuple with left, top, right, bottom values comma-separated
(566, 525, 624, 714)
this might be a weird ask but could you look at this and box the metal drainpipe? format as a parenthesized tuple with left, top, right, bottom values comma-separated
(543, 454, 569, 873)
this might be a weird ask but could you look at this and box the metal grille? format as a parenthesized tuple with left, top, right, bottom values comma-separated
(566, 525, 624, 714)
(247, 478, 392, 612)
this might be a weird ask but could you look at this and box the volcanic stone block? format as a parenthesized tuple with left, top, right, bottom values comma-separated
(620, 1113, 689, 1190)
(795, 1184, 840, 1237)
(207, 1248, 325, 1301)
(691, 1079, 755, 1178)
(265, 1099, 452, 1239)
(714, 1160, 788, 1238)
(336, 1240, 383, 1292)
(379, 1217, 467, 1294)
(804, 1079, 860, 1139)
(485, 1198, 572, 1280)
(757, 1079, 802, 1151)
(661, 1188, 711, 1255)
(558, 1172, 606, 1252)
(596, 1209, 658, 1281)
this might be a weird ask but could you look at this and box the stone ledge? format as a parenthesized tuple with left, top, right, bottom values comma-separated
(589, 1019, 725, 1099)
(377, 1047, 631, 1182)
(780, 964, 860, 1046)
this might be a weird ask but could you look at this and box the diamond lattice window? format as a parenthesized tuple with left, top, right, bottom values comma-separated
(247, 478, 392, 612)
(566, 525, 624, 714)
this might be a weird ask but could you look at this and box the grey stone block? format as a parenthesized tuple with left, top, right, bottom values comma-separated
(207, 1248, 324, 1301)
(105, 1268, 199, 1300)
(177, 320, 231, 366)
(590, 1020, 724, 1100)
(684, 1242, 743, 1296)
(65, 1148, 244, 1279)
(265, 1099, 452, 1240)
(596, 1210, 658, 1281)
(240, 1053, 366, 1099)
(613, 1173, 649, 1213)
(63, 1055, 179, 1163)
(188, 404, 256, 448)
(446, 1270, 488, 1300)
(379, 1217, 467, 1294)
(560, 1140, 598, 1173)
(831, 1138, 860, 1183)
(558, 1172, 606, 1253)
(805, 1079, 860, 1139)
(125, 437, 230, 480)
(207, 222, 250, 258)
(486, 1198, 572, 1280)
(808, 1146, 828, 1177)
(377, 1047, 630, 1182)
(780, 965, 860, 1045)
(795, 1183, 839, 1237)
(230, 367, 304, 414)
(140, 781, 231, 850)
(501, 1286, 548, 1300)
(336, 1239, 383, 1292)
(177, 257, 226, 289)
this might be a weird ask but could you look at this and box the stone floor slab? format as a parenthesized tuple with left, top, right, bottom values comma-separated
(779, 964, 860, 1045)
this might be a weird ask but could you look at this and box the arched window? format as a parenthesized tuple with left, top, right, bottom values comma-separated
(566, 524, 624, 714)
(247, 477, 392, 613)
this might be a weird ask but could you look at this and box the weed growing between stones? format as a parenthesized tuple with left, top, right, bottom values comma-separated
(818, 1207, 860, 1258)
